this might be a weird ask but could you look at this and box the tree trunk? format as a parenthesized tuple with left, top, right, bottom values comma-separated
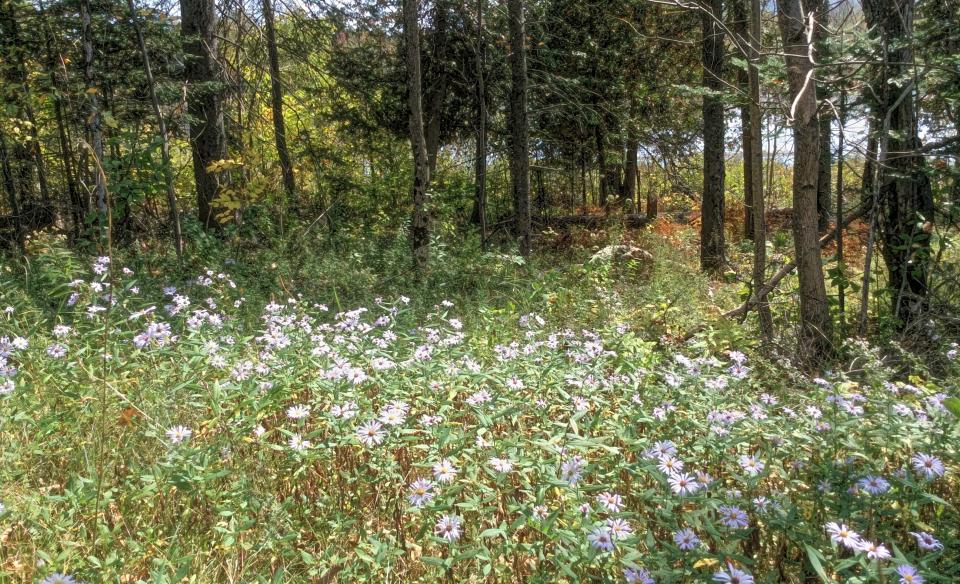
(471, 0, 487, 246)
(595, 124, 607, 208)
(0, 126, 25, 254)
(625, 134, 638, 211)
(808, 0, 831, 232)
(181, 0, 228, 230)
(863, 0, 935, 327)
(733, 0, 755, 241)
(403, 0, 431, 271)
(700, 0, 726, 272)
(777, 0, 833, 361)
(425, 0, 449, 176)
(128, 0, 183, 258)
(749, 0, 772, 338)
(508, 0, 531, 256)
(80, 0, 107, 217)
(262, 0, 296, 197)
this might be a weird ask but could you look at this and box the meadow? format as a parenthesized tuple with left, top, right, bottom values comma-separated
(0, 234, 957, 583)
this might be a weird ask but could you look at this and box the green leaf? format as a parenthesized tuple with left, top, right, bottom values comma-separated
(944, 397, 960, 419)
(804, 544, 832, 583)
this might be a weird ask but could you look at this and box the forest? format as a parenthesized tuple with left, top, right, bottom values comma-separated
(0, 0, 958, 581)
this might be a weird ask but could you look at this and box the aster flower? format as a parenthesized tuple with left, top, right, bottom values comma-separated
(713, 563, 754, 584)
(596, 491, 623, 513)
(668, 472, 700, 496)
(408, 479, 434, 507)
(606, 518, 634, 540)
(857, 540, 891, 560)
(432, 459, 458, 483)
(910, 454, 945, 479)
(490, 457, 514, 473)
(908, 531, 943, 551)
(561, 455, 585, 485)
(657, 455, 684, 474)
(896, 564, 924, 584)
(717, 505, 749, 529)
(624, 567, 655, 584)
(434, 515, 462, 542)
(531, 505, 548, 520)
(673, 528, 700, 551)
(826, 522, 861, 549)
(858, 475, 891, 495)
(165, 425, 192, 444)
(587, 525, 615, 551)
(739, 455, 764, 476)
(288, 433, 312, 451)
(286, 404, 310, 420)
(356, 420, 386, 447)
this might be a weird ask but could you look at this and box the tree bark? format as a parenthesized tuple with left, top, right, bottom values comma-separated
(777, 0, 833, 360)
(625, 134, 639, 211)
(262, 0, 296, 197)
(471, 0, 487, 246)
(733, 0, 755, 241)
(508, 0, 531, 256)
(425, 0, 450, 176)
(807, 0, 831, 232)
(748, 0, 773, 338)
(862, 0, 935, 327)
(181, 0, 228, 230)
(700, 0, 726, 272)
(80, 0, 107, 217)
(403, 0, 431, 271)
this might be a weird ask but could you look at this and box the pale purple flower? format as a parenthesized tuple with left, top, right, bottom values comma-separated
(356, 420, 386, 447)
(858, 475, 891, 495)
(286, 404, 310, 420)
(165, 425, 192, 444)
(596, 491, 623, 513)
(909, 531, 942, 551)
(826, 522, 861, 549)
(673, 528, 700, 551)
(624, 567, 655, 584)
(606, 518, 634, 540)
(910, 454, 945, 479)
(432, 459, 458, 483)
(857, 540, 891, 560)
(408, 479, 434, 507)
(668, 472, 700, 496)
(896, 564, 923, 584)
(588, 525, 615, 551)
(739, 455, 764, 476)
(713, 563, 754, 584)
(717, 505, 749, 529)
(435, 515, 462, 542)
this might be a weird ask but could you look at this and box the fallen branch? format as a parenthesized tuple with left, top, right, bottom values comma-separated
(724, 203, 869, 320)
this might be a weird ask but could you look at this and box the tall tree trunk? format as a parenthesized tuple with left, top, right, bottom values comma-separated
(624, 133, 639, 212)
(80, 0, 107, 216)
(128, 0, 183, 258)
(749, 0, 773, 338)
(262, 0, 296, 197)
(836, 86, 846, 332)
(807, 0, 831, 232)
(700, 0, 726, 272)
(1, 127, 25, 254)
(861, 118, 878, 204)
(863, 0, 934, 327)
(403, 0, 431, 271)
(508, 0, 531, 256)
(425, 0, 449, 176)
(595, 124, 607, 209)
(777, 0, 833, 360)
(733, 0, 755, 241)
(181, 0, 228, 230)
(471, 0, 487, 246)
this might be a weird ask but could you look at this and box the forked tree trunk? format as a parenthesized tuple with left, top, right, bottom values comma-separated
(403, 0, 431, 271)
(262, 0, 296, 197)
(181, 0, 228, 230)
(508, 0, 531, 256)
(807, 0, 832, 232)
(777, 0, 833, 361)
(700, 0, 726, 272)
